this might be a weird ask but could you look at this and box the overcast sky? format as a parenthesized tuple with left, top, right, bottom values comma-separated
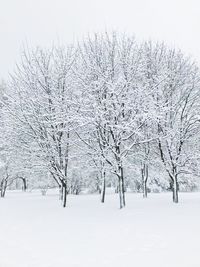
(0, 0, 200, 80)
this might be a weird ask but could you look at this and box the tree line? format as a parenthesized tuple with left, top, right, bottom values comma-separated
(0, 32, 200, 208)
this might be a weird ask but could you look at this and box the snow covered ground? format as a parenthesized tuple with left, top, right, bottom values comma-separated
(0, 191, 200, 267)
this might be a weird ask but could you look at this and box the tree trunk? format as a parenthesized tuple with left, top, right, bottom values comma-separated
(142, 164, 148, 198)
(118, 165, 125, 209)
(172, 177, 178, 203)
(118, 177, 123, 209)
(0, 180, 3, 197)
(22, 178, 27, 191)
(101, 169, 106, 203)
(121, 169, 126, 206)
(1, 190, 4, 197)
(63, 183, 67, 208)
(0, 188, 4, 197)
(1, 179, 7, 198)
(143, 179, 148, 198)
(118, 177, 125, 209)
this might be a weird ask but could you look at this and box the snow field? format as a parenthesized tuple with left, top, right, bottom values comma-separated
(0, 191, 200, 267)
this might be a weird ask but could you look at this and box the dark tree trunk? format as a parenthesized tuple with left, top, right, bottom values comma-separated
(101, 169, 106, 203)
(0, 180, 3, 197)
(121, 168, 126, 206)
(22, 178, 27, 191)
(118, 177, 126, 209)
(118, 165, 125, 209)
(1, 190, 4, 197)
(63, 183, 67, 208)
(141, 164, 148, 198)
(172, 176, 178, 203)
(118, 177, 123, 209)
(143, 180, 148, 198)
(1, 179, 7, 198)
(0, 188, 4, 197)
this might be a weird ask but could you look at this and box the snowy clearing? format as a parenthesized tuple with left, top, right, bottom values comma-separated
(1, 191, 200, 267)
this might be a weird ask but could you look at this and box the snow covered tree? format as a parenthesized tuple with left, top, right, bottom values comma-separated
(143, 43, 200, 203)
(76, 33, 156, 208)
(10, 46, 77, 206)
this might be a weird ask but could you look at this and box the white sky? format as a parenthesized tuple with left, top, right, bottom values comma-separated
(0, 0, 200, 80)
